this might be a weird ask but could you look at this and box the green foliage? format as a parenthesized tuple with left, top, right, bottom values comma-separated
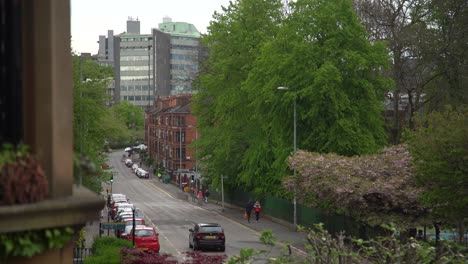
(111, 101, 144, 130)
(227, 248, 257, 264)
(193, 0, 390, 197)
(72, 55, 114, 192)
(107, 101, 144, 148)
(229, 224, 467, 263)
(405, 106, 468, 225)
(76, 228, 86, 248)
(85, 236, 132, 264)
(419, 0, 468, 111)
(0, 144, 29, 167)
(259, 229, 276, 246)
(192, 0, 284, 194)
(0, 227, 74, 258)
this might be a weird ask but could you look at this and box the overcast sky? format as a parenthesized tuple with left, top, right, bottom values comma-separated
(71, 0, 231, 54)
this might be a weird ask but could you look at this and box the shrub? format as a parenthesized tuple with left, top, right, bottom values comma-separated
(85, 237, 132, 264)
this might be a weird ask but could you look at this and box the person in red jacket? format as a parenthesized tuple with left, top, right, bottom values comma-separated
(253, 201, 262, 222)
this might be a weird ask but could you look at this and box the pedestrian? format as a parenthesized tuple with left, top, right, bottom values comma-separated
(204, 189, 210, 203)
(245, 199, 254, 223)
(197, 190, 204, 206)
(254, 201, 262, 222)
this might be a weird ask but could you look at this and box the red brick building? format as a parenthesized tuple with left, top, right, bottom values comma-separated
(145, 94, 198, 183)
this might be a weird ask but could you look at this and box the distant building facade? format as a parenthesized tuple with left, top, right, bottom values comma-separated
(146, 94, 198, 179)
(97, 17, 203, 109)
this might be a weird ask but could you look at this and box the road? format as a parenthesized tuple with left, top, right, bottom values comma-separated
(107, 151, 283, 263)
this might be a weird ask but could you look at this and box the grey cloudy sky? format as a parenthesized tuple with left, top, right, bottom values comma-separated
(71, 0, 231, 54)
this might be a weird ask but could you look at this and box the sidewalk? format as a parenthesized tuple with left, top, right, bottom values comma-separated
(148, 173, 308, 255)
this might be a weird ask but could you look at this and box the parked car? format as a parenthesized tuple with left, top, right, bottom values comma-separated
(111, 193, 126, 200)
(125, 159, 133, 167)
(115, 208, 133, 219)
(132, 164, 139, 173)
(124, 147, 131, 152)
(136, 168, 149, 179)
(116, 218, 146, 238)
(121, 225, 146, 240)
(127, 226, 160, 252)
(189, 223, 225, 251)
(112, 203, 133, 219)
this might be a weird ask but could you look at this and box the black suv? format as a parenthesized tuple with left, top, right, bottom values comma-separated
(189, 223, 225, 251)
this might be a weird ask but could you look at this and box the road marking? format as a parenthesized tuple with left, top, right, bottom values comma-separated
(144, 216, 187, 261)
(147, 182, 175, 198)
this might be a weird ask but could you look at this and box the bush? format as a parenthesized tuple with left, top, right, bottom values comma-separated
(85, 237, 132, 264)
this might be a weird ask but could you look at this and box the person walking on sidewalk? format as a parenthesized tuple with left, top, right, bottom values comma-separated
(245, 199, 254, 223)
(254, 201, 262, 222)
(204, 189, 210, 203)
(197, 189, 204, 206)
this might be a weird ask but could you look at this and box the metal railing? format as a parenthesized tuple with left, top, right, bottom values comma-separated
(73, 247, 92, 264)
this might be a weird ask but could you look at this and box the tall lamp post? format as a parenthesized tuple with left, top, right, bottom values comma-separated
(277, 86, 297, 230)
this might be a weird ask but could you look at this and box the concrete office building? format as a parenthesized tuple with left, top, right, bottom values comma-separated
(158, 16, 202, 95)
(97, 30, 114, 67)
(98, 17, 202, 109)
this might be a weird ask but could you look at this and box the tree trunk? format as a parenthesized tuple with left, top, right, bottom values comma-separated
(434, 222, 442, 262)
(458, 220, 465, 244)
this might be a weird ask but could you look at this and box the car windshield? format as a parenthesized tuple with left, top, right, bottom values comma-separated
(135, 230, 154, 237)
(199, 226, 222, 233)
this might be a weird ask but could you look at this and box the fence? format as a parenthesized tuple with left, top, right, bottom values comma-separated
(209, 188, 381, 239)
(73, 247, 92, 264)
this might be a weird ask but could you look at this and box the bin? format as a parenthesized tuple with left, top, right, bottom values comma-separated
(164, 175, 170, 184)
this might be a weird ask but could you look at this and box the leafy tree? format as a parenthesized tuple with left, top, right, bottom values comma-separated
(192, 0, 284, 193)
(353, 0, 468, 140)
(109, 101, 145, 147)
(111, 100, 144, 130)
(72, 55, 115, 192)
(405, 106, 468, 242)
(419, 0, 468, 111)
(194, 0, 391, 196)
(247, 0, 391, 155)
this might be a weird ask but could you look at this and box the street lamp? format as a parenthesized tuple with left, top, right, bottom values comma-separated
(277, 86, 297, 231)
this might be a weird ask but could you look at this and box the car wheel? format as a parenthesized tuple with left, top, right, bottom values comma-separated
(189, 239, 192, 248)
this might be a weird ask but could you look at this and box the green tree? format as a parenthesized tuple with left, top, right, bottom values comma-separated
(406, 106, 468, 242)
(109, 101, 144, 147)
(72, 55, 115, 192)
(420, 0, 468, 111)
(195, 0, 391, 195)
(111, 100, 144, 130)
(192, 0, 284, 193)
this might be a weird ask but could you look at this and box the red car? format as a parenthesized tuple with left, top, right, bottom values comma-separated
(128, 226, 160, 252)
(116, 218, 146, 238)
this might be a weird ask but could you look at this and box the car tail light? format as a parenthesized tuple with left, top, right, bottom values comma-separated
(196, 233, 203, 238)
(218, 233, 225, 238)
